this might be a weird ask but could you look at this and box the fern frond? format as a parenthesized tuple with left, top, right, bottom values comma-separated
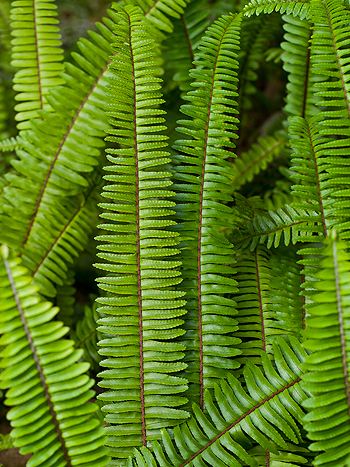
(10, 0, 64, 129)
(235, 247, 302, 367)
(248, 444, 310, 465)
(130, 339, 307, 466)
(281, 14, 313, 117)
(310, 0, 350, 126)
(235, 204, 321, 250)
(235, 247, 273, 365)
(0, 136, 18, 153)
(133, 0, 191, 33)
(239, 14, 281, 112)
(0, 0, 189, 292)
(303, 234, 350, 466)
(95, 7, 188, 461)
(172, 12, 242, 407)
(164, 0, 209, 94)
(243, 0, 310, 19)
(289, 116, 328, 236)
(0, 246, 110, 466)
(232, 132, 287, 191)
(28, 179, 99, 297)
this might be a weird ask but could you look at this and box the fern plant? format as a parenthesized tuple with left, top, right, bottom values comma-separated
(0, 0, 350, 465)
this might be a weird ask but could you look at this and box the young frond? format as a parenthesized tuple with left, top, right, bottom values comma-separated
(173, 12, 242, 407)
(281, 14, 313, 117)
(0, 246, 109, 467)
(129, 339, 307, 466)
(303, 234, 350, 466)
(243, 0, 310, 19)
(232, 132, 287, 191)
(95, 6, 188, 461)
(10, 0, 64, 129)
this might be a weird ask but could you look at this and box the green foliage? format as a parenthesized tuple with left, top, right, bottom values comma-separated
(10, 0, 64, 129)
(95, 7, 188, 461)
(0, 0, 349, 465)
(303, 235, 350, 466)
(129, 339, 307, 466)
(173, 12, 242, 407)
(0, 246, 109, 466)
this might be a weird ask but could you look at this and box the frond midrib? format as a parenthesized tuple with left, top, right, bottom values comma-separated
(3, 255, 71, 465)
(196, 17, 234, 409)
(128, 11, 147, 446)
(180, 376, 301, 466)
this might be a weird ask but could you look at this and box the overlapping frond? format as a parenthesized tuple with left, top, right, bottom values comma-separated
(172, 13, 242, 407)
(164, 0, 209, 94)
(303, 235, 350, 466)
(10, 0, 64, 129)
(243, 0, 310, 18)
(0, 246, 109, 466)
(28, 179, 99, 297)
(95, 7, 188, 461)
(129, 339, 307, 466)
(235, 204, 321, 250)
(281, 14, 313, 117)
(239, 14, 281, 112)
(133, 0, 191, 33)
(232, 132, 287, 191)
(1, 0, 188, 299)
(235, 247, 273, 365)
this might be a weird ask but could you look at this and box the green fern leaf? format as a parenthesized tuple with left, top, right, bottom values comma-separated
(303, 234, 350, 466)
(0, 246, 110, 466)
(0, 0, 191, 297)
(55, 269, 76, 326)
(0, 136, 19, 153)
(133, 0, 191, 33)
(281, 14, 314, 117)
(232, 132, 287, 191)
(130, 339, 307, 466)
(10, 0, 64, 129)
(235, 204, 321, 250)
(164, 0, 209, 94)
(173, 12, 242, 408)
(243, 0, 310, 19)
(95, 6, 188, 461)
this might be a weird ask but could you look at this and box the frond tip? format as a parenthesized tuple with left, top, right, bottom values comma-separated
(0, 246, 109, 467)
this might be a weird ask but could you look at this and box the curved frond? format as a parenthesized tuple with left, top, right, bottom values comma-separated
(0, 246, 110, 466)
(10, 0, 64, 129)
(243, 0, 310, 19)
(173, 12, 242, 408)
(95, 7, 188, 461)
(235, 204, 321, 250)
(303, 234, 350, 466)
(134, 0, 191, 33)
(130, 339, 307, 466)
(232, 132, 287, 191)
